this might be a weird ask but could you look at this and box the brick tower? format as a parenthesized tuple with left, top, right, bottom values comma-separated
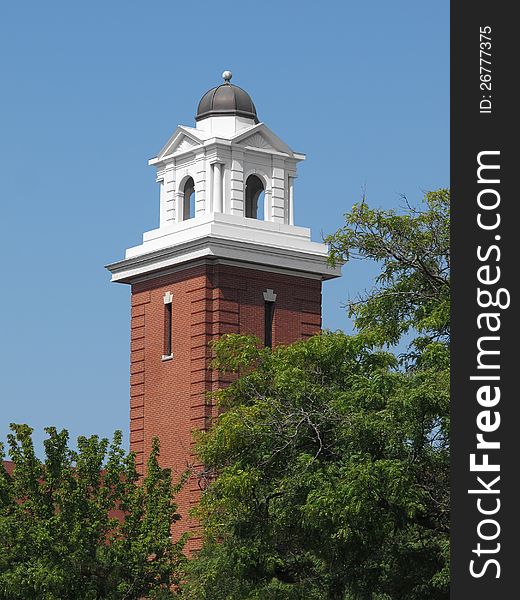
(106, 71, 341, 551)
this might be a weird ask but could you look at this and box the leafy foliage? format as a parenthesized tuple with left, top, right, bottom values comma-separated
(326, 189, 450, 360)
(0, 426, 186, 600)
(183, 190, 450, 600)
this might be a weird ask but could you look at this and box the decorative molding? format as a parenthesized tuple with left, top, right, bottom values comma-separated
(263, 289, 277, 302)
(174, 136, 198, 154)
(163, 291, 173, 304)
(106, 233, 341, 284)
(238, 132, 273, 150)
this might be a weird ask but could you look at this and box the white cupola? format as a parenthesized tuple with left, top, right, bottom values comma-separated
(107, 72, 340, 283)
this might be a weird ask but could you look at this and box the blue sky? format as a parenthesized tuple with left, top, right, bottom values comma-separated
(0, 1, 449, 454)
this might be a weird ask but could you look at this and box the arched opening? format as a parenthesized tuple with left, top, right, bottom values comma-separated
(183, 177, 195, 220)
(245, 174, 265, 219)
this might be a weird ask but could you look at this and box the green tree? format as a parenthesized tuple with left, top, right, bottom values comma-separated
(326, 189, 450, 364)
(0, 425, 186, 600)
(183, 190, 450, 600)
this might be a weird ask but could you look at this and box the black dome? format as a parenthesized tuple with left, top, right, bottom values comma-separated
(196, 81, 259, 123)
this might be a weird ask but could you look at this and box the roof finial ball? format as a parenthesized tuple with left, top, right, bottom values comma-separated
(222, 70, 233, 84)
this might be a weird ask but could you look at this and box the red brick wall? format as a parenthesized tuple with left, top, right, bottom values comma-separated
(129, 262, 322, 552)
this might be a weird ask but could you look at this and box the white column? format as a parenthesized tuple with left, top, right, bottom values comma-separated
(213, 162, 223, 213)
(195, 153, 206, 216)
(158, 179, 166, 227)
(271, 159, 286, 223)
(288, 176, 295, 225)
(264, 189, 272, 221)
(162, 164, 176, 226)
(230, 149, 244, 215)
(175, 192, 183, 223)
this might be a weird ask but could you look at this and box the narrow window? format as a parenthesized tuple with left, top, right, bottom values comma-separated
(164, 303, 172, 356)
(183, 177, 195, 220)
(263, 289, 277, 348)
(162, 291, 173, 360)
(245, 174, 265, 219)
(264, 301, 275, 348)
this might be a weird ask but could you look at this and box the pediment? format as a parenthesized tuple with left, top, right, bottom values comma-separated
(156, 127, 204, 160)
(232, 124, 300, 158)
(237, 132, 275, 151)
(173, 135, 199, 155)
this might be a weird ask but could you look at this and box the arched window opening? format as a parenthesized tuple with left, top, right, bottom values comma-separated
(183, 177, 195, 220)
(245, 175, 265, 219)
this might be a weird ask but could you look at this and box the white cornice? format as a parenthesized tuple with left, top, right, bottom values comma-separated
(106, 235, 340, 284)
